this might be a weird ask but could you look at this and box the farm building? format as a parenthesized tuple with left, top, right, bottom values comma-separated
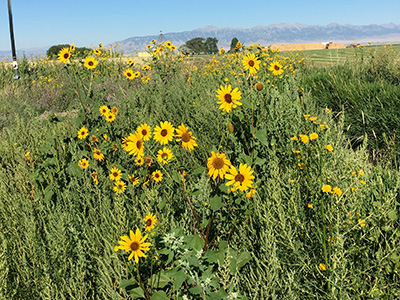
(269, 42, 346, 51)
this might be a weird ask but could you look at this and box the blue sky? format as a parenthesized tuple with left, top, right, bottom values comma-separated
(1, 0, 399, 51)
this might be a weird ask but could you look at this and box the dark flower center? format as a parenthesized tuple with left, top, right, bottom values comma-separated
(274, 65, 280, 71)
(224, 94, 232, 104)
(130, 241, 140, 251)
(248, 60, 255, 67)
(181, 132, 191, 143)
(64, 53, 69, 59)
(235, 174, 245, 183)
(212, 157, 225, 170)
(146, 219, 152, 227)
(162, 153, 168, 160)
(160, 129, 168, 136)
(88, 61, 94, 66)
(136, 140, 142, 149)
(113, 172, 119, 177)
(141, 129, 147, 136)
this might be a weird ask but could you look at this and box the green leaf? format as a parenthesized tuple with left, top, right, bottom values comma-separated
(241, 98, 252, 109)
(129, 287, 145, 299)
(191, 189, 202, 196)
(210, 195, 224, 211)
(254, 157, 267, 166)
(150, 290, 168, 300)
(255, 129, 268, 146)
(149, 271, 171, 289)
(388, 210, 398, 221)
(119, 279, 137, 289)
(173, 270, 187, 291)
(44, 186, 54, 203)
(237, 251, 252, 270)
(189, 285, 202, 295)
(186, 235, 204, 251)
(193, 166, 206, 175)
(172, 170, 181, 183)
(38, 143, 52, 152)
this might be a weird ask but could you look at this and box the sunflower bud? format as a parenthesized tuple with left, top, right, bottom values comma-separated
(256, 82, 264, 91)
(228, 122, 234, 133)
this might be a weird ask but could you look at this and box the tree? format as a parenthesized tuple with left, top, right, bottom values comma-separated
(205, 37, 219, 54)
(185, 37, 206, 54)
(229, 37, 239, 52)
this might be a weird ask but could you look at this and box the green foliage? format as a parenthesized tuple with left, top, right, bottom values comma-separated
(230, 37, 239, 52)
(46, 44, 92, 59)
(180, 37, 219, 55)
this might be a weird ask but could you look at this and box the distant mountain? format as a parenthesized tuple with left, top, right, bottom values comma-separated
(117, 23, 400, 53)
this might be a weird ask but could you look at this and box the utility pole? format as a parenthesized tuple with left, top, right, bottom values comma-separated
(7, 0, 20, 80)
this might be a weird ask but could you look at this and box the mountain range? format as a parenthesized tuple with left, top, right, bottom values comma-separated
(117, 23, 400, 54)
(2, 23, 400, 59)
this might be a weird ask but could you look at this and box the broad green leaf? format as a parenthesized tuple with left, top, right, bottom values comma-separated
(173, 270, 187, 291)
(237, 252, 252, 270)
(193, 166, 206, 175)
(149, 271, 171, 289)
(255, 129, 268, 146)
(210, 196, 224, 211)
(119, 279, 137, 289)
(129, 286, 145, 299)
(241, 98, 252, 109)
(186, 235, 205, 251)
(150, 290, 168, 300)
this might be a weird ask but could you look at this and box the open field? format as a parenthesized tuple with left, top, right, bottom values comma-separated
(1, 43, 400, 299)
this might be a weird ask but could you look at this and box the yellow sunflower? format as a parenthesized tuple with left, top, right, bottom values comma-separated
(111, 106, 118, 115)
(91, 135, 99, 143)
(113, 181, 126, 194)
(93, 48, 101, 55)
(109, 167, 122, 181)
(114, 228, 151, 263)
(93, 148, 104, 161)
(127, 59, 135, 66)
(84, 56, 98, 69)
(219, 48, 225, 55)
(70, 44, 75, 52)
(124, 68, 134, 80)
(78, 158, 89, 169)
(136, 124, 152, 141)
(207, 152, 231, 180)
(135, 156, 144, 166)
(175, 123, 198, 151)
(153, 121, 175, 145)
(242, 53, 261, 76)
(105, 112, 116, 122)
(58, 48, 71, 63)
(142, 65, 151, 71)
(91, 172, 98, 185)
(152, 170, 163, 182)
(225, 163, 255, 192)
(121, 132, 144, 157)
(144, 213, 157, 232)
(77, 126, 89, 139)
(268, 61, 284, 76)
(99, 105, 109, 116)
(157, 147, 173, 164)
(216, 85, 242, 113)
(128, 174, 140, 186)
(133, 71, 141, 78)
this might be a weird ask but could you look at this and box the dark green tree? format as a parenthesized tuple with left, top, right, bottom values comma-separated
(205, 37, 219, 54)
(229, 37, 239, 52)
(185, 37, 206, 54)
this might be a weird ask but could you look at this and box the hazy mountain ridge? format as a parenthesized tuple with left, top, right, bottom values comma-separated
(118, 23, 400, 53)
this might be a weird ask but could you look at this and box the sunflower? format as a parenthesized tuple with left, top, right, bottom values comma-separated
(165, 41, 172, 48)
(99, 105, 109, 116)
(77, 126, 89, 139)
(99, 43, 103, 47)
(144, 156, 153, 167)
(58, 48, 71, 63)
(157, 147, 173, 164)
(219, 48, 225, 55)
(91, 172, 98, 185)
(105, 112, 116, 122)
(135, 156, 144, 166)
(128, 174, 140, 186)
(216, 85, 242, 113)
(127, 59, 135, 66)
(93, 148, 104, 161)
(152, 170, 163, 182)
(113, 181, 126, 194)
(91, 135, 99, 143)
(121, 132, 144, 157)
(70, 44, 75, 52)
(144, 213, 157, 232)
(142, 65, 151, 71)
(136, 124, 152, 141)
(175, 123, 198, 151)
(114, 228, 151, 263)
(225, 163, 255, 192)
(124, 68, 134, 80)
(242, 53, 261, 76)
(153, 121, 175, 145)
(171, 45, 177, 51)
(78, 158, 89, 169)
(133, 71, 141, 78)
(150, 39, 156, 44)
(268, 61, 284, 76)
(111, 106, 118, 115)
(207, 152, 231, 180)
(109, 167, 122, 181)
(84, 56, 98, 69)
(93, 48, 101, 55)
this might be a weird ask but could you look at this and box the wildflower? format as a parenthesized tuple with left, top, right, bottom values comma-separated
(333, 187, 342, 196)
(144, 213, 157, 232)
(309, 116, 318, 122)
(157, 148, 173, 164)
(114, 181, 126, 194)
(324, 145, 333, 152)
(124, 68, 134, 79)
(153, 121, 175, 145)
(78, 158, 89, 169)
(111, 106, 118, 115)
(307, 203, 313, 209)
(136, 123, 152, 141)
(128, 174, 140, 186)
(358, 219, 366, 227)
(219, 48, 225, 54)
(291, 136, 298, 141)
(122, 132, 144, 157)
(322, 185, 332, 193)
(303, 114, 310, 119)
(93, 148, 105, 161)
(225, 163, 255, 192)
(135, 156, 144, 166)
(175, 123, 198, 151)
(91, 172, 98, 185)
(105, 112, 116, 122)
(114, 228, 151, 263)
(216, 85, 242, 113)
(103, 134, 108, 142)
(58, 48, 71, 63)
(133, 71, 140, 78)
(359, 180, 366, 185)
(255, 82, 264, 91)
(299, 134, 309, 144)
(242, 53, 261, 76)
(319, 263, 326, 271)
(142, 64, 151, 71)
(144, 156, 153, 167)
(91, 135, 99, 143)
(93, 48, 101, 55)
(309, 133, 318, 140)
(99, 43, 103, 47)
(152, 170, 163, 182)
(109, 167, 122, 181)
(207, 152, 231, 180)
(245, 186, 257, 198)
(84, 56, 98, 69)
(78, 127, 89, 139)
(69, 44, 75, 52)
(268, 61, 284, 76)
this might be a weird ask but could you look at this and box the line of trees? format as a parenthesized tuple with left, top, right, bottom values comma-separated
(178, 37, 242, 55)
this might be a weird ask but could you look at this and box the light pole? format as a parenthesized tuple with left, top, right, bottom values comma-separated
(7, 0, 20, 80)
